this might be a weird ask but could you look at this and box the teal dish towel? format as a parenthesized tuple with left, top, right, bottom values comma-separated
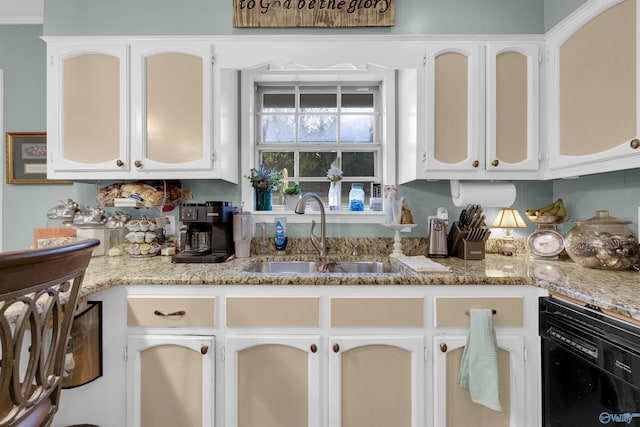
(457, 308, 503, 412)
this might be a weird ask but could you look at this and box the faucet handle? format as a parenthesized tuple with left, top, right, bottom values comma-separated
(352, 243, 360, 256)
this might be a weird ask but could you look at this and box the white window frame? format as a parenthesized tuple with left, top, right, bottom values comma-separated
(240, 64, 396, 224)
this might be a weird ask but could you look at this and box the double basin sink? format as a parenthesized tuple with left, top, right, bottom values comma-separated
(243, 260, 397, 274)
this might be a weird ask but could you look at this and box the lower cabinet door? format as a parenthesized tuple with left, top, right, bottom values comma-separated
(127, 335, 215, 427)
(329, 336, 425, 427)
(225, 335, 321, 427)
(433, 335, 525, 427)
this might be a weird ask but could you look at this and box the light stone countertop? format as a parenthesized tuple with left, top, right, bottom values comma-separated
(80, 246, 640, 322)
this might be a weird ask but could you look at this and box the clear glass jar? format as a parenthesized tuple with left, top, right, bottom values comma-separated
(349, 183, 365, 211)
(564, 210, 639, 270)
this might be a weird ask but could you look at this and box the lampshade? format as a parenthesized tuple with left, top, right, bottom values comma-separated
(492, 208, 527, 229)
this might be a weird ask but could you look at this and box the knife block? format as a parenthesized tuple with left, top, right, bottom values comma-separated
(447, 221, 490, 260)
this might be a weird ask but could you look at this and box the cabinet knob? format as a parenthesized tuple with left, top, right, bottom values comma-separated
(333, 343, 340, 353)
(440, 343, 447, 353)
(491, 159, 500, 167)
(116, 159, 124, 167)
(310, 344, 318, 353)
(472, 160, 480, 168)
(134, 160, 143, 168)
(201, 345, 209, 355)
(631, 139, 640, 149)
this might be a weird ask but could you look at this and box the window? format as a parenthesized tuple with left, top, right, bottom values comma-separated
(241, 65, 396, 221)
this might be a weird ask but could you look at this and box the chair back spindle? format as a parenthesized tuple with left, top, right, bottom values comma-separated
(0, 239, 99, 427)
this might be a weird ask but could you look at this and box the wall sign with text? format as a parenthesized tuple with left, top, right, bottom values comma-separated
(233, 0, 395, 28)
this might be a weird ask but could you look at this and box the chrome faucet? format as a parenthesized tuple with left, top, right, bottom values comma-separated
(295, 193, 327, 257)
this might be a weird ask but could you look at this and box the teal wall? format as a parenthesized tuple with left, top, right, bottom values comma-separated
(544, 0, 590, 31)
(2, 0, 637, 251)
(554, 170, 640, 235)
(42, 0, 545, 36)
(0, 25, 97, 251)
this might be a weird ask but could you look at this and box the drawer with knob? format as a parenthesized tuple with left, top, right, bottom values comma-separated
(127, 296, 215, 327)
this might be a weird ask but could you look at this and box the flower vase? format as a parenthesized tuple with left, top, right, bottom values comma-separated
(328, 181, 341, 211)
(255, 189, 273, 211)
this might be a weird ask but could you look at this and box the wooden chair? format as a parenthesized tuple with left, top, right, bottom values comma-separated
(0, 239, 99, 427)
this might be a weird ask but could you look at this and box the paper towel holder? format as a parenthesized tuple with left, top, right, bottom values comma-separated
(449, 180, 517, 208)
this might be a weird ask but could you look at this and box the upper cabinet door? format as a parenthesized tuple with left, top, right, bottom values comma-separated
(486, 43, 540, 172)
(130, 43, 213, 175)
(547, 0, 640, 177)
(424, 43, 485, 173)
(47, 44, 130, 176)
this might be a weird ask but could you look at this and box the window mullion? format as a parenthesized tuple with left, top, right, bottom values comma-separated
(295, 85, 301, 146)
(337, 84, 342, 144)
(254, 77, 386, 206)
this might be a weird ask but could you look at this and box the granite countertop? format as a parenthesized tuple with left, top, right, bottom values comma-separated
(80, 244, 640, 322)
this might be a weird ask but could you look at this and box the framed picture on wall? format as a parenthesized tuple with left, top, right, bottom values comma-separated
(5, 132, 71, 184)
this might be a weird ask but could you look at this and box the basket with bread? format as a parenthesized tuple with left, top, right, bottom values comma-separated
(97, 181, 192, 208)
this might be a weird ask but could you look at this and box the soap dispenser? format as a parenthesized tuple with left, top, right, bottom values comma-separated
(274, 217, 288, 254)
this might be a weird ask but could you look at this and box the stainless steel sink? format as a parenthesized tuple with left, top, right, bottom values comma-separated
(319, 261, 390, 273)
(244, 261, 317, 273)
(243, 261, 395, 274)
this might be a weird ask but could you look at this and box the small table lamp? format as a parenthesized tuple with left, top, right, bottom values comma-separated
(492, 208, 527, 256)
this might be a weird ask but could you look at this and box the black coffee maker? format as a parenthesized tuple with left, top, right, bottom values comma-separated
(172, 201, 234, 263)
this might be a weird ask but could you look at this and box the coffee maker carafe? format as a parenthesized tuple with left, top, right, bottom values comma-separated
(181, 223, 212, 255)
(172, 201, 234, 263)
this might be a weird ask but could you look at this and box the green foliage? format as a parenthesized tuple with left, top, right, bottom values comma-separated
(283, 181, 302, 195)
(245, 165, 283, 192)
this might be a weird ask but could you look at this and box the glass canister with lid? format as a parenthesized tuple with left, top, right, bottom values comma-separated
(349, 183, 365, 211)
(564, 210, 639, 270)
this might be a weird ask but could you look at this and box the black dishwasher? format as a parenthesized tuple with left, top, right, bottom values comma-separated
(540, 297, 640, 426)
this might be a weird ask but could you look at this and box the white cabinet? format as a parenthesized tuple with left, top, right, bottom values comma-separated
(225, 335, 322, 427)
(129, 43, 213, 175)
(399, 41, 541, 183)
(224, 296, 425, 427)
(46, 43, 130, 176)
(431, 294, 539, 427)
(328, 297, 425, 426)
(486, 43, 540, 173)
(223, 295, 321, 427)
(328, 336, 424, 427)
(423, 42, 485, 174)
(433, 335, 525, 427)
(127, 335, 215, 427)
(54, 285, 545, 427)
(125, 295, 217, 427)
(226, 335, 423, 427)
(546, 0, 640, 178)
(45, 38, 238, 182)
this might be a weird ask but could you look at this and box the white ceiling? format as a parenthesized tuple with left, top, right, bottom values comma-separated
(0, 0, 44, 24)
